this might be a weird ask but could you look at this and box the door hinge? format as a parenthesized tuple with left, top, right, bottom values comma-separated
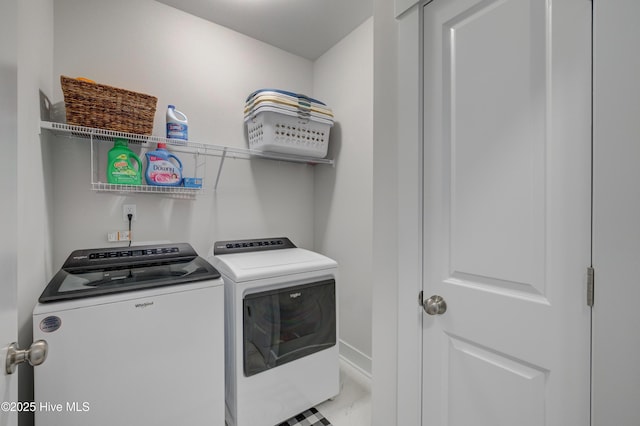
(418, 290, 424, 307)
(587, 266, 595, 307)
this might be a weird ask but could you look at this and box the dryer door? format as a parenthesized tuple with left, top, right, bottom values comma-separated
(243, 279, 336, 377)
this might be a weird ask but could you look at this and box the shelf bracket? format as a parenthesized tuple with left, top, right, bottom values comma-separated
(214, 149, 228, 191)
(90, 133, 96, 186)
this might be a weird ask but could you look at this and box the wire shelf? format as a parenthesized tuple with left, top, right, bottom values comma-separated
(40, 121, 334, 193)
(90, 182, 201, 199)
(40, 121, 335, 166)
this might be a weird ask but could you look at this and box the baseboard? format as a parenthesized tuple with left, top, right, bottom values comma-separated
(339, 340, 372, 379)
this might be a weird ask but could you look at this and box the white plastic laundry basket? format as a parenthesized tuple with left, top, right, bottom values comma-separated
(245, 106, 333, 158)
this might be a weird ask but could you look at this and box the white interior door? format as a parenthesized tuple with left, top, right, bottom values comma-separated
(421, 0, 592, 425)
(0, 245, 18, 426)
(0, 2, 19, 422)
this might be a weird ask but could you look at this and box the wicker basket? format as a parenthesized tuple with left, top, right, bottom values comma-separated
(60, 75, 157, 135)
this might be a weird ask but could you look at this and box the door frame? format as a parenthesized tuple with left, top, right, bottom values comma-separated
(395, 2, 426, 425)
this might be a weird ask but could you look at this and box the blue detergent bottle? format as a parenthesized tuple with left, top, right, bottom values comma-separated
(144, 142, 183, 186)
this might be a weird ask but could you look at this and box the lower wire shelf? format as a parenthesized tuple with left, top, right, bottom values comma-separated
(91, 182, 202, 199)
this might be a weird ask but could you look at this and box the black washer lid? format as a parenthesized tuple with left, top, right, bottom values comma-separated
(39, 243, 220, 303)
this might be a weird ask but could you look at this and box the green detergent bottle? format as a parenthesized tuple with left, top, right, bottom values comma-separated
(107, 138, 142, 185)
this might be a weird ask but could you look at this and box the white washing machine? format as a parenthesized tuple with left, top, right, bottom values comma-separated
(33, 243, 225, 426)
(207, 237, 339, 426)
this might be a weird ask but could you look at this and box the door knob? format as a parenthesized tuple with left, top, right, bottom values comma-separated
(5, 340, 48, 375)
(423, 295, 447, 315)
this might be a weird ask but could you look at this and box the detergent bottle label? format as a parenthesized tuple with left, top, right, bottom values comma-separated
(113, 154, 130, 172)
(109, 153, 141, 184)
(166, 123, 188, 140)
(147, 158, 182, 185)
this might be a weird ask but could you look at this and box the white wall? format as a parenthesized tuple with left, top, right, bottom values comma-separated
(17, 1, 54, 426)
(592, 1, 640, 424)
(313, 17, 374, 374)
(48, 0, 317, 270)
(45, 0, 375, 379)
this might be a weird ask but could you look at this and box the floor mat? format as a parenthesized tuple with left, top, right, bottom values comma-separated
(277, 407, 332, 426)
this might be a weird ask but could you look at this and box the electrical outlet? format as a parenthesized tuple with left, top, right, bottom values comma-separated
(123, 204, 137, 222)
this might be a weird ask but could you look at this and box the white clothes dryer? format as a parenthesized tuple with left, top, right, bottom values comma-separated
(208, 237, 339, 426)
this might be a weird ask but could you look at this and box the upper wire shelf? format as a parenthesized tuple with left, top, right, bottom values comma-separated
(39, 121, 335, 166)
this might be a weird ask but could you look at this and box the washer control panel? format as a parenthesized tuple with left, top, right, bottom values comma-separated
(64, 243, 196, 268)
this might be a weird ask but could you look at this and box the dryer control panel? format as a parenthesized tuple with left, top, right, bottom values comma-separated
(213, 237, 296, 255)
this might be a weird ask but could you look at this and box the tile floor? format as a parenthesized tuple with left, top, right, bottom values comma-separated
(314, 359, 372, 426)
